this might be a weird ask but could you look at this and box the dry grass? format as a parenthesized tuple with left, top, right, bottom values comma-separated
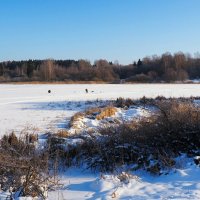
(54, 130, 69, 138)
(168, 101, 197, 122)
(28, 134, 38, 143)
(96, 106, 117, 120)
(0, 132, 60, 198)
(70, 112, 85, 128)
(70, 106, 117, 128)
(85, 107, 101, 115)
(0, 80, 109, 84)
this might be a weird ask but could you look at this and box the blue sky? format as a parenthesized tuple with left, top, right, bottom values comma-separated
(0, 0, 200, 64)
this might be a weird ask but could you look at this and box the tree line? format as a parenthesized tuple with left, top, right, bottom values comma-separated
(1, 52, 200, 82)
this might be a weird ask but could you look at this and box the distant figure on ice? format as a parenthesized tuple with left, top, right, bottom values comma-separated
(85, 88, 88, 93)
(48, 90, 51, 93)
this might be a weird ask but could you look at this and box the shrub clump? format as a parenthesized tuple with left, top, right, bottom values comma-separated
(115, 97, 135, 108)
(62, 100, 200, 174)
(0, 132, 59, 199)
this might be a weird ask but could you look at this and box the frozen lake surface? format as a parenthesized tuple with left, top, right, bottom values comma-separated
(1, 83, 200, 136)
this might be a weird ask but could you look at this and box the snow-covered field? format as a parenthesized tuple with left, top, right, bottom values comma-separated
(1, 83, 200, 136)
(48, 164, 200, 200)
(1, 83, 200, 200)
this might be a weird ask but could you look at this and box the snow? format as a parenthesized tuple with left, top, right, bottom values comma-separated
(117, 106, 150, 122)
(67, 106, 151, 138)
(48, 168, 98, 200)
(47, 164, 200, 200)
(189, 79, 200, 83)
(1, 83, 200, 136)
(1, 83, 200, 199)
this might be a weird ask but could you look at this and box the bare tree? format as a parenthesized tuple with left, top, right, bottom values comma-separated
(174, 52, 186, 70)
(94, 59, 110, 68)
(40, 59, 56, 81)
(177, 69, 188, 81)
(161, 52, 173, 72)
(164, 68, 177, 82)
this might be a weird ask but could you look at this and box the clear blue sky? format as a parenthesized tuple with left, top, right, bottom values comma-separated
(0, 0, 200, 64)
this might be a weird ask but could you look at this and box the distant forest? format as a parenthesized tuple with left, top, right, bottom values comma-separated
(1, 52, 200, 83)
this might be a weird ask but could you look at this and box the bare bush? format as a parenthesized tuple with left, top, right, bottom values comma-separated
(126, 73, 153, 82)
(0, 132, 59, 199)
(115, 97, 135, 108)
(62, 99, 200, 174)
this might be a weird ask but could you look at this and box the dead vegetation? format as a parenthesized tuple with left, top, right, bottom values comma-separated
(115, 97, 135, 108)
(0, 132, 60, 199)
(54, 130, 70, 138)
(58, 98, 200, 174)
(69, 106, 118, 129)
(85, 107, 101, 115)
(2, 97, 200, 199)
(70, 112, 85, 128)
(96, 106, 117, 120)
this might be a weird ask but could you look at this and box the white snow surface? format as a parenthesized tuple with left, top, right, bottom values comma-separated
(48, 162, 200, 200)
(68, 106, 151, 137)
(1, 84, 200, 200)
(1, 83, 200, 136)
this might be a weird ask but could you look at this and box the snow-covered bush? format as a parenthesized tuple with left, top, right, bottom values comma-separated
(0, 132, 59, 199)
(61, 99, 200, 174)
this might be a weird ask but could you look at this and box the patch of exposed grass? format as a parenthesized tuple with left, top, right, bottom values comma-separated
(70, 112, 85, 128)
(96, 106, 118, 120)
(85, 107, 101, 115)
(54, 130, 69, 138)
